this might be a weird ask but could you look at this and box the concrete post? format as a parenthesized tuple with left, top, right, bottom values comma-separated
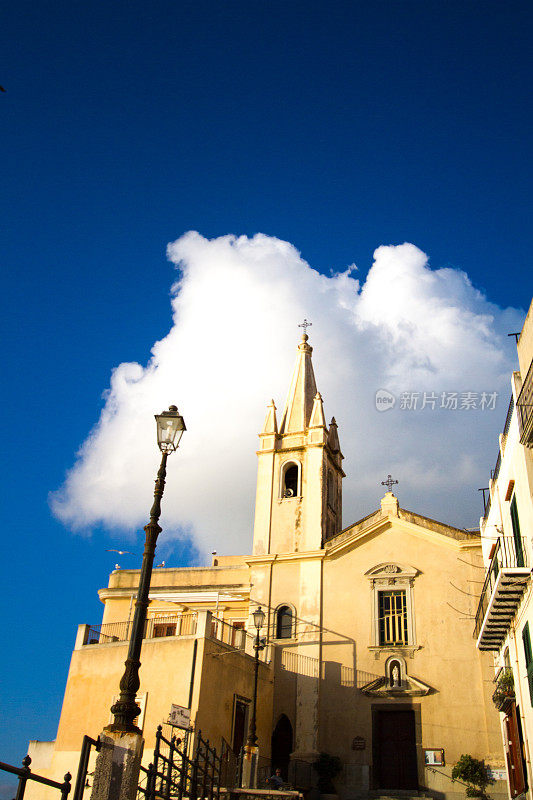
(75, 624, 90, 650)
(90, 729, 144, 800)
(195, 609, 212, 639)
(241, 744, 259, 788)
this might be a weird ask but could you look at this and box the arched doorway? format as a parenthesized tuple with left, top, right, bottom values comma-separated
(271, 715, 293, 780)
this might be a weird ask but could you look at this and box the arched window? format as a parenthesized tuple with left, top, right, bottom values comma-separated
(276, 606, 293, 639)
(281, 461, 300, 498)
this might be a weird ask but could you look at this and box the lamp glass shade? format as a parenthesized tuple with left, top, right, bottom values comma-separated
(155, 406, 186, 453)
(253, 607, 266, 630)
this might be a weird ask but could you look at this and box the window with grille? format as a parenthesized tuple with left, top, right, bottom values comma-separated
(378, 591, 408, 645)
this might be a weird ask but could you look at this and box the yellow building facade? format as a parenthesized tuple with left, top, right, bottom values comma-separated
(31, 332, 508, 800)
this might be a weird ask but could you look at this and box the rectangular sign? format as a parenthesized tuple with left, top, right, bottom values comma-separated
(424, 749, 445, 766)
(488, 769, 507, 781)
(168, 704, 191, 729)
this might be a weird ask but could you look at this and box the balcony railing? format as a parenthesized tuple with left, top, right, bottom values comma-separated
(209, 616, 270, 662)
(474, 536, 530, 651)
(492, 667, 515, 712)
(84, 612, 197, 645)
(517, 359, 533, 447)
(483, 396, 514, 522)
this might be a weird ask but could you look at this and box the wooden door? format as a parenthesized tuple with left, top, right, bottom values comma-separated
(504, 704, 526, 797)
(374, 709, 418, 790)
(232, 698, 248, 755)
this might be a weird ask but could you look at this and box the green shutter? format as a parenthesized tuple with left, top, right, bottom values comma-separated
(522, 622, 533, 705)
(510, 496, 525, 567)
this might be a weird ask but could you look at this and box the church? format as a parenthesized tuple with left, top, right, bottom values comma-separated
(29, 331, 507, 800)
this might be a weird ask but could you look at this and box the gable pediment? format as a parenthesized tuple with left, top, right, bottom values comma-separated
(360, 673, 433, 698)
(325, 506, 479, 559)
(364, 562, 419, 582)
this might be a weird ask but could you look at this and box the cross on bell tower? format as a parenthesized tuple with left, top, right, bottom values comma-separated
(381, 474, 398, 492)
(298, 318, 312, 337)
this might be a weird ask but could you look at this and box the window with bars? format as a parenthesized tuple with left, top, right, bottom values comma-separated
(378, 591, 408, 645)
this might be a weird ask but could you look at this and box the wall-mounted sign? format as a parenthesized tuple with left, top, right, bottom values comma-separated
(424, 749, 445, 766)
(488, 769, 507, 781)
(352, 736, 366, 751)
(168, 704, 191, 729)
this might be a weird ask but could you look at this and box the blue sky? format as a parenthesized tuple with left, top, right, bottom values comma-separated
(0, 0, 531, 782)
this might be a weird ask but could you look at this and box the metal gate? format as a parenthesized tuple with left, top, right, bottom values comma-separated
(138, 725, 229, 800)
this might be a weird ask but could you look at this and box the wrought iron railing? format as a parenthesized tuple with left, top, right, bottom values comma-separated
(492, 667, 515, 711)
(85, 612, 197, 645)
(483, 395, 515, 521)
(474, 536, 529, 640)
(503, 396, 515, 437)
(517, 359, 533, 446)
(138, 725, 222, 800)
(0, 756, 71, 800)
(491, 452, 502, 483)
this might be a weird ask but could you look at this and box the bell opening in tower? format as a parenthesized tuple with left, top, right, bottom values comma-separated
(283, 464, 299, 498)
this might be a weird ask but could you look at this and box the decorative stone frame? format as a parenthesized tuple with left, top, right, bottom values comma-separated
(272, 602, 297, 640)
(279, 459, 302, 500)
(365, 562, 419, 652)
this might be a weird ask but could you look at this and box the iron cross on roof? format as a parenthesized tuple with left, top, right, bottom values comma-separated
(381, 474, 398, 492)
(299, 318, 312, 335)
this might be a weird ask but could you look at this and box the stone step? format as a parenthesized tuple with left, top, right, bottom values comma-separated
(366, 794, 430, 800)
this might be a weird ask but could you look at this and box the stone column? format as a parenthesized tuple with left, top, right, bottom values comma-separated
(90, 730, 144, 800)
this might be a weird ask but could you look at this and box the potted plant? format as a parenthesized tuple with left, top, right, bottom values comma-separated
(452, 754, 495, 800)
(492, 670, 515, 712)
(313, 753, 342, 799)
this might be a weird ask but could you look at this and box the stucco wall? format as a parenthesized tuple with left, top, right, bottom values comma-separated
(320, 520, 505, 798)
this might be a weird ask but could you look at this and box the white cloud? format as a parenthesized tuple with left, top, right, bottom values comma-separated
(50, 232, 524, 559)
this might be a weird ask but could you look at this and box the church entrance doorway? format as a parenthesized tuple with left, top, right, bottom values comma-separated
(271, 715, 293, 780)
(373, 708, 418, 790)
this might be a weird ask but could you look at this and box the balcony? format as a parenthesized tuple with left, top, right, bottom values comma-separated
(82, 612, 197, 645)
(517, 360, 533, 447)
(474, 536, 531, 651)
(492, 667, 515, 713)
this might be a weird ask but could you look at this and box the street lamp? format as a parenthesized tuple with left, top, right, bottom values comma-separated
(246, 606, 266, 748)
(108, 405, 186, 732)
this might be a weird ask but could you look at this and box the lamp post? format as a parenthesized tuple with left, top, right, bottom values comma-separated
(247, 606, 266, 747)
(242, 606, 266, 788)
(108, 405, 186, 732)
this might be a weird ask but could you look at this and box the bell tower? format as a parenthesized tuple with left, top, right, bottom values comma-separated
(252, 332, 344, 556)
